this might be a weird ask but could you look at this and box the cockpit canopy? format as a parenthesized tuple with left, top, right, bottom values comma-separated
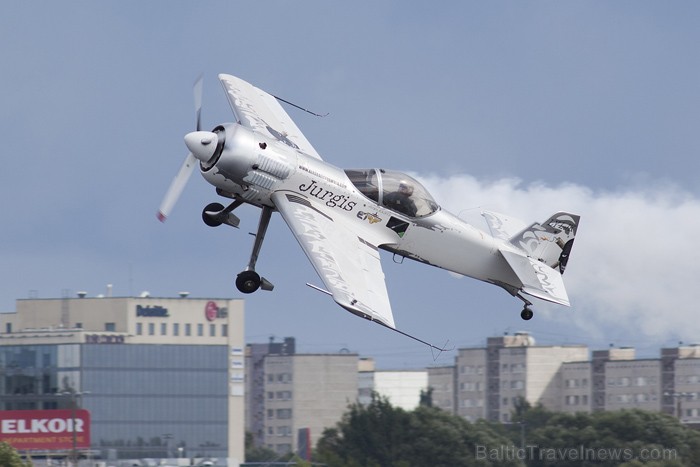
(344, 169, 440, 218)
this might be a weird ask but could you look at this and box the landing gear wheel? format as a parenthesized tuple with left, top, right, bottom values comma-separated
(520, 307, 534, 321)
(236, 270, 261, 294)
(202, 203, 225, 227)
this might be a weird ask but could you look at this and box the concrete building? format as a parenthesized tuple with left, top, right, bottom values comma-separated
(560, 360, 591, 414)
(426, 366, 456, 414)
(661, 345, 700, 422)
(245, 339, 359, 455)
(431, 333, 589, 421)
(0, 295, 245, 464)
(429, 333, 700, 424)
(358, 369, 428, 411)
(591, 348, 662, 413)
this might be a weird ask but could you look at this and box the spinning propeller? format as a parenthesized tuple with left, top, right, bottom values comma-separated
(157, 75, 221, 222)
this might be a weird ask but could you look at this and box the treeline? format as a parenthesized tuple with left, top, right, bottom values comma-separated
(247, 394, 700, 466)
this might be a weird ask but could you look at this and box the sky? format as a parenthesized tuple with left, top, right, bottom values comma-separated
(2, 1, 700, 369)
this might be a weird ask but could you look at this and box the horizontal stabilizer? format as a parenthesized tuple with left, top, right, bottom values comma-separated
(499, 249, 570, 306)
(482, 211, 528, 242)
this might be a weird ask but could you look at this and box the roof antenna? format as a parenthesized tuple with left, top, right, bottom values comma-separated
(273, 94, 329, 117)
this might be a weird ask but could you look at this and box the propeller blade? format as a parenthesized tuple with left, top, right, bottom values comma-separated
(157, 153, 197, 222)
(194, 74, 203, 131)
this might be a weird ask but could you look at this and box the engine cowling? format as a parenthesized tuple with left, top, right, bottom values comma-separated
(200, 123, 295, 202)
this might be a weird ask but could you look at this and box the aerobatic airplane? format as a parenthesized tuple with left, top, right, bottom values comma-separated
(158, 74, 580, 349)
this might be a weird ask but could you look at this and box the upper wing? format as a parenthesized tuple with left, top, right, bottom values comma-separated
(271, 191, 395, 328)
(218, 74, 322, 160)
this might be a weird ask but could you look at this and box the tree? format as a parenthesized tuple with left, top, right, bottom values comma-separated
(509, 404, 700, 467)
(245, 431, 278, 463)
(0, 442, 32, 467)
(315, 394, 521, 466)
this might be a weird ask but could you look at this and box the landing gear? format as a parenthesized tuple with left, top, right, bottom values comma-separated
(202, 198, 274, 294)
(235, 206, 274, 294)
(202, 199, 244, 228)
(516, 293, 534, 321)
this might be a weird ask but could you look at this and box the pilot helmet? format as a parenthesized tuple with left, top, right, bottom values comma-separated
(398, 180, 414, 196)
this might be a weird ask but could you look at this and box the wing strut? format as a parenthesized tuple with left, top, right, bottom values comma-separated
(273, 94, 329, 118)
(377, 321, 454, 360)
(306, 282, 453, 359)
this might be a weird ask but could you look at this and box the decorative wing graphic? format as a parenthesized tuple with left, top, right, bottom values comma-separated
(271, 191, 396, 328)
(218, 74, 322, 160)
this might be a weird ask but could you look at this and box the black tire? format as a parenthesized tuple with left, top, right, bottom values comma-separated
(236, 270, 261, 294)
(202, 202, 225, 227)
(520, 307, 534, 321)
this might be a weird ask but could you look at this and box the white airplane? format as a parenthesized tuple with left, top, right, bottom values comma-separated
(158, 74, 580, 350)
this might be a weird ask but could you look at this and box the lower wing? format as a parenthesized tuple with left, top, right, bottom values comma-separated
(271, 191, 396, 328)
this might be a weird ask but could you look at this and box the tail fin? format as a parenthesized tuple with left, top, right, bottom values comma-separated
(509, 212, 580, 274)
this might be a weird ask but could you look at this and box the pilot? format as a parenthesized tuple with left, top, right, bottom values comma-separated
(384, 180, 418, 217)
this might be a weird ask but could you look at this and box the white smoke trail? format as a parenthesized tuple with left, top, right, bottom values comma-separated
(417, 173, 700, 340)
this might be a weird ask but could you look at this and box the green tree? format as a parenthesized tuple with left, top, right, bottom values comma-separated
(316, 394, 521, 467)
(0, 442, 32, 467)
(245, 431, 278, 462)
(509, 405, 700, 467)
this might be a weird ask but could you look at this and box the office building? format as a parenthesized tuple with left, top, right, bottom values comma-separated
(0, 295, 244, 464)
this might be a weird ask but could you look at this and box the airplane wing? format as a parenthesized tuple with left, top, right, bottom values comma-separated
(271, 191, 396, 328)
(218, 74, 322, 160)
(499, 249, 570, 306)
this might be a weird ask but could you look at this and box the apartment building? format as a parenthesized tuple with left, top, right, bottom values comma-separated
(429, 333, 700, 424)
(446, 333, 589, 421)
(245, 339, 359, 455)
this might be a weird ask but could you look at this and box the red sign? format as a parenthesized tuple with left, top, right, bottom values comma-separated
(205, 301, 218, 321)
(0, 409, 90, 450)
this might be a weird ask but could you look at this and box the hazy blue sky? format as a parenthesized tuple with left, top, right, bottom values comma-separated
(2, 1, 700, 368)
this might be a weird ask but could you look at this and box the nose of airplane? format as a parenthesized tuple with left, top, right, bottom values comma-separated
(184, 131, 218, 163)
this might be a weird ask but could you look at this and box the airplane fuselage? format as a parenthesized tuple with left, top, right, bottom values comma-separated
(199, 122, 517, 292)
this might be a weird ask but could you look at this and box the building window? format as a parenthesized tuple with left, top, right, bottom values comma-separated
(161, 323, 167, 335)
(148, 323, 155, 336)
(136, 323, 143, 335)
(210, 324, 216, 337)
(276, 409, 292, 419)
(5, 323, 11, 333)
(75, 323, 83, 329)
(105, 322, 116, 332)
(185, 324, 191, 336)
(222, 324, 228, 336)
(197, 323, 203, 336)
(173, 323, 179, 336)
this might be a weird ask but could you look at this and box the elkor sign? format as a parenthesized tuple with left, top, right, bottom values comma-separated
(0, 409, 91, 450)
